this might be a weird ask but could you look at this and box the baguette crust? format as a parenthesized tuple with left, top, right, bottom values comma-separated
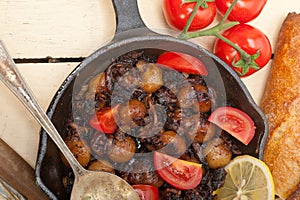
(260, 12, 300, 200)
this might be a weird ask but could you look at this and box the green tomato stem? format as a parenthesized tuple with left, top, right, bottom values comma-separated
(179, 21, 239, 39)
(180, 0, 239, 39)
(215, 33, 251, 62)
(182, 0, 205, 34)
(219, 0, 236, 24)
(183, 0, 199, 3)
(182, 0, 214, 4)
(179, 0, 257, 75)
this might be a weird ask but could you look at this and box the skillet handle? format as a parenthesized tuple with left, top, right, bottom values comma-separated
(111, 0, 148, 34)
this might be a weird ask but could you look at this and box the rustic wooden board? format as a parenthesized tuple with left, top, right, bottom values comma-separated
(0, 63, 76, 167)
(0, 0, 299, 169)
(0, 0, 115, 58)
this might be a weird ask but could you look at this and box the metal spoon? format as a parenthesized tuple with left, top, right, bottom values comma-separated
(0, 41, 139, 200)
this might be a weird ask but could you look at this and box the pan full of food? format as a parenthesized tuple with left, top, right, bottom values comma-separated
(35, 0, 269, 199)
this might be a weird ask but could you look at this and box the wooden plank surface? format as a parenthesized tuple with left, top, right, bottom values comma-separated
(0, 0, 299, 169)
(0, 0, 115, 58)
(0, 63, 76, 168)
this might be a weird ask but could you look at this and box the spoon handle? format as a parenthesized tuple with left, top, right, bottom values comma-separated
(0, 40, 85, 177)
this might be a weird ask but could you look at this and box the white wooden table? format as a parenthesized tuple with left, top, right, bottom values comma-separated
(0, 0, 299, 169)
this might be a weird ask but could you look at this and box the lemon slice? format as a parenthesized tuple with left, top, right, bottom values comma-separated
(215, 155, 275, 200)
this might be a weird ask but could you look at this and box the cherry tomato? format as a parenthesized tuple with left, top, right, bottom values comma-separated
(89, 106, 119, 134)
(208, 106, 255, 145)
(154, 151, 202, 190)
(213, 24, 272, 77)
(157, 51, 208, 76)
(215, 0, 267, 23)
(132, 185, 159, 200)
(162, 0, 216, 31)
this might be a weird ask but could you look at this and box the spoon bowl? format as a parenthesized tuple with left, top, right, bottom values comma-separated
(0, 41, 139, 200)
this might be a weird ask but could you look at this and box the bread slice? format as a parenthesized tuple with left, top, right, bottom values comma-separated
(260, 12, 300, 200)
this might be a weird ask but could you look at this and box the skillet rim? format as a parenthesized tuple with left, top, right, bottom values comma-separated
(35, 33, 269, 199)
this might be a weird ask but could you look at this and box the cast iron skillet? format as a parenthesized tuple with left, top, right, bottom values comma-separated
(35, 0, 268, 199)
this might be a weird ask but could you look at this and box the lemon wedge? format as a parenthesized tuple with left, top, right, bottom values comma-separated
(215, 155, 275, 200)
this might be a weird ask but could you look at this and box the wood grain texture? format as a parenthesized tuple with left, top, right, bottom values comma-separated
(0, 0, 299, 171)
(0, 0, 115, 58)
(0, 138, 49, 200)
(0, 63, 77, 168)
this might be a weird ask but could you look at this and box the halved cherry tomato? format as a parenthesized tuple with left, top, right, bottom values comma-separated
(153, 151, 202, 190)
(157, 51, 208, 76)
(162, 0, 216, 31)
(215, 0, 267, 23)
(213, 24, 272, 77)
(132, 185, 159, 200)
(208, 106, 255, 145)
(89, 105, 119, 134)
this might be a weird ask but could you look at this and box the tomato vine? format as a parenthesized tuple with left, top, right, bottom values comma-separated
(178, 0, 270, 77)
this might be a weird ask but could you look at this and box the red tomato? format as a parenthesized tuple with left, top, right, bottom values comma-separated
(132, 185, 159, 200)
(154, 151, 202, 190)
(213, 24, 272, 77)
(162, 0, 216, 31)
(208, 106, 255, 145)
(215, 0, 267, 23)
(157, 51, 208, 76)
(89, 106, 119, 134)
